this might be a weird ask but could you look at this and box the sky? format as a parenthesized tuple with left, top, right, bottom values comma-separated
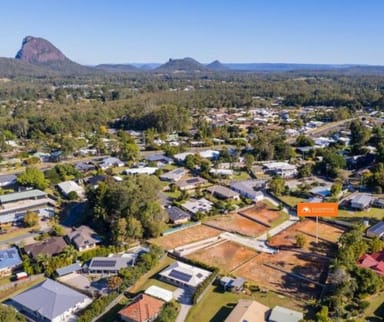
(1, 0, 384, 65)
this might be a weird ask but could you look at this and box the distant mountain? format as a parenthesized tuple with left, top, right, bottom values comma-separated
(14, 36, 96, 74)
(94, 64, 139, 72)
(155, 57, 208, 72)
(206, 60, 228, 71)
(0, 57, 59, 78)
(223, 63, 355, 71)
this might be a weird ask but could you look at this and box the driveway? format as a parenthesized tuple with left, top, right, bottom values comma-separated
(174, 287, 193, 322)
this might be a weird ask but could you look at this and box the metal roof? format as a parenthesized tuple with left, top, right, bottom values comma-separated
(268, 306, 303, 322)
(0, 247, 22, 270)
(0, 189, 46, 204)
(56, 262, 82, 277)
(12, 279, 91, 321)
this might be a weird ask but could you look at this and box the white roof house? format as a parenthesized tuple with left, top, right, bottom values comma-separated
(182, 198, 213, 214)
(145, 285, 173, 302)
(263, 162, 297, 178)
(57, 181, 85, 198)
(268, 305, 303, 322)
(11, 279, 92, 322)
(124, 167, 158, 175)
(159, 261, 211, 290)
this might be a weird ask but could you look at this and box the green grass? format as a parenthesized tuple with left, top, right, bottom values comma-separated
(186, 285, 304, 322)
(356, 292, 384, 322)
(137, 277, 177, 293)
(0, 226, 38, 242)
(96, 296, 130, 322)
(231, 171, 251, 181)
(0, 276, 46, 302)
(164, 190, 182, 200)
(129, 256, 174, 293)
(279, 195, 306, 207)
(337, 208, 384, 220)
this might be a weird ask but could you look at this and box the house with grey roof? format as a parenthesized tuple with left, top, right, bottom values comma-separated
(350, 194, 374, 210)
(176, 176, 208, 191)
(10, 278, 92, 322)
(159, 261, 211, 291)
(86, 256, 136, 275)
(159, 167, 187, 182)
(206, 185, 240, 200)
(181, 198, 213, 214)
(166, 206, 191, 225)
(0, 189, 56, 224)
(230, 180, 266, 202)
(268, 305, 303, 322)
(55, 262, 82, 278)
(57, 181, 85, 199)
(0, 247, 22, 277)
(66, 225, 100, 251)
(0, 174, 17, 187)
(366, 221, 384, 239)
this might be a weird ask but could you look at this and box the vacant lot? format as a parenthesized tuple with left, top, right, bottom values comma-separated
(239, 202, 281, 227)
(234, 220, 345, 300)
(150, 225, 221, 250)
(187, 240, 258, 273)
(204, 214, 267, 237)
(269, 219, 345, 255)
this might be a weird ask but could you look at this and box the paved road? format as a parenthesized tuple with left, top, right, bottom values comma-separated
(0, 232, 38, 248)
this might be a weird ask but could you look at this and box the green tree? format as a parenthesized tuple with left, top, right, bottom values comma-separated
(298, 164, 313, 178)
(295, 135, 314, 147)
(331, 181, 343, 198)
(269, 176, 286, 196)
(295, 233, 306, 248)
(23, 211, 39, 227)
(107, 275, 123, 290)
(17, 167, 49, 190)
(0, 304, 26, 322)
(244, 153, 255, 171)
(370, 236, 384, 253)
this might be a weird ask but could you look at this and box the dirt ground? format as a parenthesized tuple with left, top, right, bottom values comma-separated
(204, 213, 267, 237)
(239, 203, 281, 226)
(233, 220, 345, 300)
(187, 240, 258, 273)
(269, 219, 345, 255)
(150, 225, 221, 250)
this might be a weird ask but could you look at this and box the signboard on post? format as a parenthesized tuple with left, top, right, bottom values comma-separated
(297, 202, 338, 217)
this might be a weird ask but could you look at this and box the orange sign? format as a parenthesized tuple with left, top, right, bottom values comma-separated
(297, 202, 338, 217)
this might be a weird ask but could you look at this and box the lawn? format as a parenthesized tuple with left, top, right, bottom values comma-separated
(136, 277, 177, 293)
(279, 195, 307, 208)
(96, 296, 130, 322)
(0, 226, 38, 242)
(186, 284, 305, 322)
(337, 208, 384, 221)
(0, 276, 46, 302)
(262, 199, 290, 228)
(128, 256, 174, 293)
(356, 292, 384, 322)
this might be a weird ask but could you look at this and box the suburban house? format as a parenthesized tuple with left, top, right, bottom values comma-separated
(99, 157, 124, 170)
(145, 154, 174, 167)
(0, 189, 56, 223)
(0, 174, 17, 187)
(206, 185, 240, 200)
(358, 251, 384, 275)
(0, 247, 22, 277)
(57, 180, 85, 199)
(66, 225, 100, 251)
(350, 194, 374, 210)
(230, 180, 266, 202)
(124, 167, 158, 175)
(86, 256, 135, 275)
(366, 221, 384, 239)
(309, 186, 332, 198)
(74, 162, 96, 173)
(118, 293, 165, 322)
(372, 198, 384, 208)
(176, 176, 208, 191)
(181, 198, 214, 214)
(263, 162, 298, 178)
(209, 169, 234, 177)
(173, 150, 219, 162)
(159, 168, 187, 182)
(159, 261, 211, 291)
(166, 206, 191, 225)
(85, 175, 106, 188)
(10, 279, 92, 322)
(268, 306, 303, 322)
(224, 299, 270, 322)
(220, 276, 245, 292)
(24, 237, 68, 260)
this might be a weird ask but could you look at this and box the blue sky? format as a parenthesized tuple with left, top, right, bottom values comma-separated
(0, 0, 383, 65)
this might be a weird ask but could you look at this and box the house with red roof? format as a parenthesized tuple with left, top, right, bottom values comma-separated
(358, 250, 384, 275)
(118, 293, 164, 322)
